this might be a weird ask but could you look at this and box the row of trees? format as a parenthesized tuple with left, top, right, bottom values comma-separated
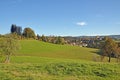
(11, 24, 22, 35)
(11, 24, 36, 39)
(10, 24, 65, 45)
(100, 37, 120, 62)
(37, 35, 65, 45)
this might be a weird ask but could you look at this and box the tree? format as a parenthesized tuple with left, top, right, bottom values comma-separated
(41, 35, 48, 42)
(16, 26, 22, 35)
(56, 36, 65, 45)
(11, 24, 22, 35)
(37, 34, 40, 40)
(23, 27, 36, 39)
(100, 37, 117, 62)
(114, 47, 120, 62)
(11, 24, 16, 33)
(0, 34, 20, 63)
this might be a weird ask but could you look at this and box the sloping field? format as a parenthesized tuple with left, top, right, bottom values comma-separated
(18, 40, 99, 61)
(0, 40, 119, 80)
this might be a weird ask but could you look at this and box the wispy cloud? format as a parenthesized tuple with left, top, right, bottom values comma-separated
(76, 22, 87, 26)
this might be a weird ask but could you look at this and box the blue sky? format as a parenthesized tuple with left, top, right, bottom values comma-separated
(0, 0, 120, 36)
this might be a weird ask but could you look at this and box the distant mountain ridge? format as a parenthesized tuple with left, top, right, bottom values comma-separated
(63, 35, 120, 39)
(109, 35, 120, 39)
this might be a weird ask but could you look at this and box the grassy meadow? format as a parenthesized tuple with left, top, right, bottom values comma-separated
(0, 40, 120, 80)
(18, 40, 99, 61)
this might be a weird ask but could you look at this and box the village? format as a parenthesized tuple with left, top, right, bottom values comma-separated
(64, 36, 104, 48)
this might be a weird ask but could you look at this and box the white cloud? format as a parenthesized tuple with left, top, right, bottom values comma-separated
(76, 22, 87, 26)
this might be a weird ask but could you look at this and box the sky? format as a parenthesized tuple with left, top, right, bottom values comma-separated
(0, 0, 120, 36)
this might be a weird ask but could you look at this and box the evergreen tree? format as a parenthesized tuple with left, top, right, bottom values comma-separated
(11, 24, 22, 35)
(11, 24, 17, 33)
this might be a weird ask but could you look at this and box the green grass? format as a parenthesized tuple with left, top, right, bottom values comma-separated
(18, 40, 99, 61)
(0, 40, 119, 80)
(0, 57, 120, 80)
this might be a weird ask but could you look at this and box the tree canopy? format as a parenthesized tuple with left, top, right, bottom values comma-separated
(11, 24, 22, 35)
(0, 34, 20, 63)
(23, 27, 36, 39)
(100, 37, 117, 62)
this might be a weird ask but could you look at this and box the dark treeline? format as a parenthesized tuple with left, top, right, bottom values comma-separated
(11, 24, 22, 35)
(10, 24, 36, 39)
(10, 24, 65, 45)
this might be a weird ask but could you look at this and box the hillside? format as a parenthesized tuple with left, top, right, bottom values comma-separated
(17, 40, 99, 61)
(0, 40, 120, 80)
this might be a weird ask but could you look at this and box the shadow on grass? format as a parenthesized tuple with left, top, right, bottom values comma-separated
(90, 50, 101, 55)
(90, 50, 103, 62)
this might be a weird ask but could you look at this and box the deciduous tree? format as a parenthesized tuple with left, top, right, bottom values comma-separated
(0, 34, 20, 63)
(56, 36, 65, 45)
(23, 27, 36, 39)
(100, 37, 117, 62)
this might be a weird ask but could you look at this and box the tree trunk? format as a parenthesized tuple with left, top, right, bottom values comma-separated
(108, 55, 111, 62)
(117, 55, 120, 62)
(4, 55, 10, 63)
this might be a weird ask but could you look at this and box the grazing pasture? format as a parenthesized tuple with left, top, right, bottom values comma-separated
(0, 40, 119, 80)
